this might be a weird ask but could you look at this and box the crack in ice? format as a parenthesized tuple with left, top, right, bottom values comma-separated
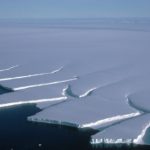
(62, 84, 97, 99)
(79, 87, 97, 98)
(0, 66, 63, 82)
(127, 97, 150, 113)
(50, 66, 63, 74)
(80, 112, 141, 128)
(14, 77, 78, 91)
(0, 97, 67, 108)
(0, 65, 19, 72)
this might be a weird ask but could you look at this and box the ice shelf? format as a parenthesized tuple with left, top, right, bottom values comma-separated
(0, 18, 150, 145)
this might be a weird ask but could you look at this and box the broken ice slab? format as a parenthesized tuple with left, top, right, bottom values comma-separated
(91, 114, 150, 145)
(28, 94, 138, 129)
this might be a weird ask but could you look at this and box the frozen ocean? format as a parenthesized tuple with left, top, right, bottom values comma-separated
(0, 18, 150, 149)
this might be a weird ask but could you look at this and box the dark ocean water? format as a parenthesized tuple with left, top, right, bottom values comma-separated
(1, 105, 150, 150)
(0, 104, 93, 150)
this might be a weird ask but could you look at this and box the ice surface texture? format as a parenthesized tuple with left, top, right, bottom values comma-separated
(0, 18, 150, 145)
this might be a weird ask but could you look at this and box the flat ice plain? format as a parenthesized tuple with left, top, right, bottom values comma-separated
(0, 18, 150, 145)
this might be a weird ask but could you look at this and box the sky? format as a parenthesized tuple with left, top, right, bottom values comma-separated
(0, 0, 150, 19)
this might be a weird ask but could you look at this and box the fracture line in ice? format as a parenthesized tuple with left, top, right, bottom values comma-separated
(0, 66, 63, 82)
(62, 84, 97, 98)
(0, 97, 67, 108)
(62, 85, 78, 98)
(14, 77, 78, 91)
(50, 66, 63, 74)
(127, 97, 150, 113)
(134, 122, 150, 144)
(80, 112, 141, 129)
(62, 77, 131, 100)
(40, 100, 67, 110)
(79, 87, 97, 98)
(0, 65, 19, 72)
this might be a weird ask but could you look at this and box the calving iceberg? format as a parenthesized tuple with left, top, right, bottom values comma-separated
(0, 18, 150, 146)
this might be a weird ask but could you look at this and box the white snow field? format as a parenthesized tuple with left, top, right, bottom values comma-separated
(0, 18, 150, 145)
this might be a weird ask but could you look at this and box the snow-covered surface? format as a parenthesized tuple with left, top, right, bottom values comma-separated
(0, 18, 150, 145)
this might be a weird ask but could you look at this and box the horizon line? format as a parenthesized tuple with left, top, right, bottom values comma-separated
(0, 17, 150, 20)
